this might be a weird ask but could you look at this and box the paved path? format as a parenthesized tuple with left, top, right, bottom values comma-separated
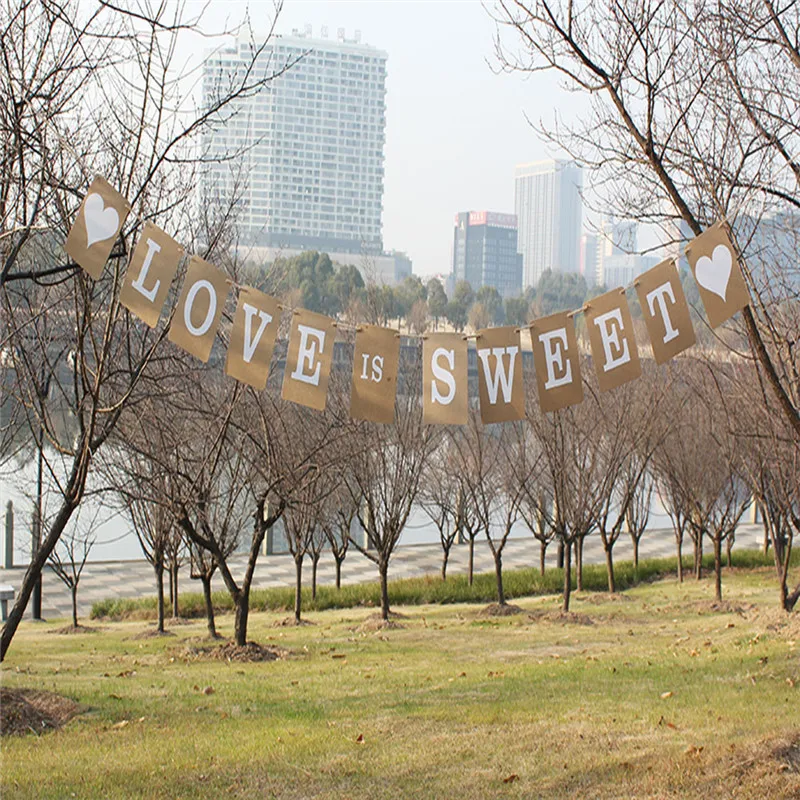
(0, 525, 765, 621)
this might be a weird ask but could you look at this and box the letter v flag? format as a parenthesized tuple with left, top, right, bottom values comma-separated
(475, 326, 524, 423)
(225, 287, 281, 390)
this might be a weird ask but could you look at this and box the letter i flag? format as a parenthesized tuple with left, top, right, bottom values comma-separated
(167, 255, 230, 363)
(685, 222, 750, 328)
(282, 309, 337, 411)
(351, 324, 401, 424)
(225, 287, 281, 390)
(65, 176, 131, 279)
(634, 258, 695, 364)
(422, 332, 468, 425)
(475, 326, 524, 424)
(120, 221, 184, 327)
(584, 288, 641, 392)
(530, 311, 583, 412)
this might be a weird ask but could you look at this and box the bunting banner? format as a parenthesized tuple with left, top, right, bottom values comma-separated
(225, 287, 281, 390)
(282, 309, 337, 411)
(60, 177, 756, 424)
(475, 326, 525, 424)
(65, 176, 130, 279)
(685, 222, 750, 328)
(423, 333, 468, 425)
(634, 258, 695, 364)
(167, 256, 230, 363)
(350, 324, 401, 424)
(120, 221, 184, 328)
(584, 288, 641, 393)
(530, 311, 584, 412)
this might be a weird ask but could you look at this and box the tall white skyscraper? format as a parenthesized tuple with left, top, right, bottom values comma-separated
(201, 29, 387, 254)
(514, 159, 582, 289)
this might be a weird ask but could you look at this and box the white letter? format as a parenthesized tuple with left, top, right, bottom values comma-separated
(184, 279, 217, 336)
(360, 352, 370, 380)
(476, 346, 518, 404)
(291, 325, 325, 386)
(241, 304, 273, 363)
(593, 308, 630, 372)
(131, 238, 162, 302)
(645, 282, 679, 344)
(371, 355, 384, 383)
(538, 329, 572, 390)
(431, 347, 456, 405)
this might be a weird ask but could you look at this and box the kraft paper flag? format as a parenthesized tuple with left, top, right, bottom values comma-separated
(475, 326, 525, 424)
(584, 288, 641, 392)
(168, 256, 230, 363)
(225, 287, 281, 390)
(530, 312, 584, 412)
(635, 258, 695, 364)
(685, 222, 750, 328)
(423, 332, 468, 425)
(120, 221, 184, 327)
(282, 309, 337, 411)
(65, 176, 131, 279)
(351, 324, 400, 424)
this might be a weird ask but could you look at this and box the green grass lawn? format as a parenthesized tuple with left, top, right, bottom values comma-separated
(2, 567, 799, 799)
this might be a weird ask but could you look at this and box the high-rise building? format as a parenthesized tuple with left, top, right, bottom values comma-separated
(201, 29, 387, 255)
(580, 233, 598, 287)
(452, 211, 523, 297)
(514, 159, 582, 289)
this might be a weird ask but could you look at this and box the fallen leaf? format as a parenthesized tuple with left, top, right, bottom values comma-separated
(112, 720, 129, 730)
(355, 733, 364, 744)
(332, 653, 346, 660)
(203, 686, 215, 695)
(660, 691, 673, 699)
(108, 693, 122, 700)
(503, 774, 519, 784)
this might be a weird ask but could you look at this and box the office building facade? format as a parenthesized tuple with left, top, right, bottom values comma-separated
(201, 29, 387, 255)
(452, 211, 523, 297)
(514, 160, 582, 289)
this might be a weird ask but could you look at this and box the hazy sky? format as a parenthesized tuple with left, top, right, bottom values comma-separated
(185, 0, 579, 277)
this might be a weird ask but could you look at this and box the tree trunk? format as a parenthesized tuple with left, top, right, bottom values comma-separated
(784, 582, 800, 613)
(467, 537, 475, 586)
(155, 564, 165, 633)
(557, 539, 565, 569)
(171, 563, 179, 618)
(378, 560, 390, 621)
(604, 542, 616, 594)
(576, 535, 584, 592)
(562, 539, 572, 612)
(234, 589, 249, 647)
(201, 574, 217, 639)
(494, 550, 505, 606)
(676, 534, 683, 584)
(539, 540, 547, 576)
(441, 550, 448, 581)
(335, 557, 342, 590)
(726, 534, 734, 568)
(632, 536, 640, 571)
(311, 554, 319, 601)
(71, 585, 78, 629)
(713, 536, 723, 602)
(695, 533, 703, 580)
(294, 555, 304, 623)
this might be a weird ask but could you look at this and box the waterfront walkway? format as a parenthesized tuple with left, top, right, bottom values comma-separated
(0, 524, 766, 621)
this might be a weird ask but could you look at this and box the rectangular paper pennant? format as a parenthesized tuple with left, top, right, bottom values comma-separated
(120, 221, 184, 327)
(282, 308, 337, 411)
(225, 287, 281, 390)
(530, 311, 583, 412)
(64, 176, 131, 280)
(634, 258, 695, 364)
(685, 221, 750, 328)
(167, 255, 230, 363)
(423, 332, 468, 425)
(350, 324, 400, 424)
(584, 288, 641, 392)
(475, 326, 524, 424)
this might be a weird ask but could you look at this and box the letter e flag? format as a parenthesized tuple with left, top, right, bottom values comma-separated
(282, 309, 337, 411)
(65, 176, 131, 280)
(530, 312, 583, 412)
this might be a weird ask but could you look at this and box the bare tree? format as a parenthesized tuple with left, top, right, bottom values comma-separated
(320, 481, 359, 590)
(625, 471, 654, 573)
(47, 514, 96, 629)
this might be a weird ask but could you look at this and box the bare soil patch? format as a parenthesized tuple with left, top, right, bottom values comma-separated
(693, 600, 755, 615)
(354, 612, 406, 632)
(0, 688, 82, 736)
(50, 624, 103, 635)
(131, 628, 176, 640)
(274, 617, 315, 627)
(478, 603, 525, 617)
(575, 592, 632, 605)
(527, 609, 595, 626)
(179, 641, 289, 663)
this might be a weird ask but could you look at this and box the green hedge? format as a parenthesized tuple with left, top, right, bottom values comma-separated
(90, 547, 793, 621)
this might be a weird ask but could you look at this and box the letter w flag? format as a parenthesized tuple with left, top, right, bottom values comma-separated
(475, 326, 525, 423)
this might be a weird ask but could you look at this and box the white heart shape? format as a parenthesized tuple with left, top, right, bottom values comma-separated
(83, 193, 120, 248)
(695, 244, 732, 301)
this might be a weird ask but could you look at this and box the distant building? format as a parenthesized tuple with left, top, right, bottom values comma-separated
(580, 233, 598, 287)
(595, 216, 657, 288)
(201, 28, 387, 256)
(451, 211, 523, 297)
(514, 160, 582, 288)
